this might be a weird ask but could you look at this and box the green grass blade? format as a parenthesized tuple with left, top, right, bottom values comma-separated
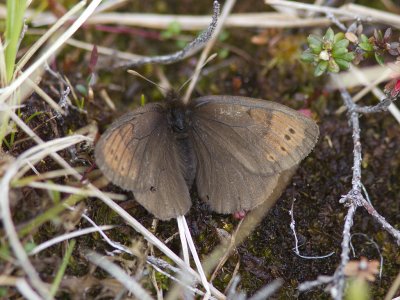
(5, 0, 27, 83)
(50, 239, 76, 297)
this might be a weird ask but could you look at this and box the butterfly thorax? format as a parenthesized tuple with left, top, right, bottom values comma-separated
(166, 93, 191, 135)
(168, 106, 187, 133)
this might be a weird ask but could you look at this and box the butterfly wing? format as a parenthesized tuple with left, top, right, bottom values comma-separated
(190, 95, 318, 213)
(95, 103, 191, 220)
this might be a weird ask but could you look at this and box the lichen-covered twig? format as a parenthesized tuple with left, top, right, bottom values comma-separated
(299, 74, 400, 299)
(113, 1, 220, 69)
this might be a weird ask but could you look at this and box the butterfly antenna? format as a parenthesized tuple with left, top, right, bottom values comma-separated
(127, 70, 168, 93)
(177, 53, 218, 94)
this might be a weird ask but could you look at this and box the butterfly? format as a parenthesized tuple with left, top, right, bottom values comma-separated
(95, 93, 319, 220)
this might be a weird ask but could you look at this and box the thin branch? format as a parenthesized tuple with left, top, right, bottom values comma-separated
(113, 1, 220, 69)
(300, 72, 400, 298)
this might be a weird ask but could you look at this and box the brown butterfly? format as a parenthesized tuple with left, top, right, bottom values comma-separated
(95, 93, 319, 220)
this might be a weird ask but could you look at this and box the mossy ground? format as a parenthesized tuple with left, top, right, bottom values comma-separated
(1, 1, 399, 299)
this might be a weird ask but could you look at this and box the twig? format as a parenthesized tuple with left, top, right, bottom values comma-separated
(347, 66, 400, 123)
(331, 76, 400, 298)
(300, 74, 400, 298)
(113, 1, 220, 69)
(330, 204, 357, 299)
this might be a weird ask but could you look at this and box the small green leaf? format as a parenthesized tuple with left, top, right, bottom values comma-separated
(323, 28, 335, 43)
(359, 42, 374, 52)
(218, 30, 229, 42)
(333, 38, 349, 50)
(360, 34, 369, 43)
(314, 60, 328, 76)
(24, 242, 36, 253)
(375, 52, 384, 65)
(176, 40, 186, 49)
(218, 48, 229, 59)
(308, 34, 323, 54)
(332, 47, 348, 57)
(0, 287, 7, 298)
(334, 32, 345, 43)
(335, 58, 351, 70)
(300, 49, 317, 62)
(161, 21, 181, 39)
(0, 244, 10, 260)
(48, 181, 61, 204)
(75, 84, 87, 96)
(335, 52, 355, 62)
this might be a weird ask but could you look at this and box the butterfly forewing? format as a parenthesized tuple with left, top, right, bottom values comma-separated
(190, 95, 319, 213)
(95, 103, 191, 220)
(191, 96, 319, 175)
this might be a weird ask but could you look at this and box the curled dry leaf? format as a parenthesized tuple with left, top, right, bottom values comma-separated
(345, 32, 358, 44)
(344, 257, 380, 282)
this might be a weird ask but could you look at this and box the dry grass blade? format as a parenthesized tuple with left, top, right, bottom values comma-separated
(86, 252, 154, 300)
(0, 0, 102, 103)
(0, 135, 89, 299)
(5, 105, 225, 298)
(15, 278, 43, 300)
(266, 0, 400, 28)
(348, 66, 400, 123)
(183, 0, 235, 104)
(26, 181, 126, 201)
(16, 1, 87, 72)
(29, 225, 115, 256)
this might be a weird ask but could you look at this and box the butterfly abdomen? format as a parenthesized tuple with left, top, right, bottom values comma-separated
(167, 104, 197, 187)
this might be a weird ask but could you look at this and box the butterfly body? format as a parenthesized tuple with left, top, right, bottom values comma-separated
(95, 95, 319, 220)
